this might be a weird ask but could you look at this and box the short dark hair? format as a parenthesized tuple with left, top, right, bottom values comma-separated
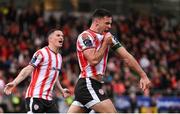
(47, 26, 61, 38)
(92, 9, 112, 19)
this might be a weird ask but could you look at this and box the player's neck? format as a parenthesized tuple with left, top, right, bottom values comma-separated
(90, 24, 103, 34)
(48, 45, 59, 54)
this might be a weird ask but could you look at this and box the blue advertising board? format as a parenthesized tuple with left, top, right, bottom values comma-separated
(156, 97, 180, 111)
(114, 95, 180, 112)
(114, 96, 131, 109)
(137, 96, 151, 107)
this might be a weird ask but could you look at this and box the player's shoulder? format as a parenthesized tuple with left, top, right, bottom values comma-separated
(34, 47, 47, 56)
(38, 47, 46, 53)
(78, 30, 92, 40)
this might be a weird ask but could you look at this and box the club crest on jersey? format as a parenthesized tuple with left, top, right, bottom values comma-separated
(99, 89, 104, 95)
(34, 104, 39, 110)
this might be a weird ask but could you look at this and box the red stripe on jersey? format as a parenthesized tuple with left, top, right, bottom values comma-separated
(77, 41, 88, 77)
(39, 47, 52, 98)
(28, 68, 40, 97)
(103, 48, 108, 73)
(46, 54, 59, 99)
(28, 51, 44, 97)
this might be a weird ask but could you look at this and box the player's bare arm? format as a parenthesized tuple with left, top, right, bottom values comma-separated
(55, 79, 70, 98)
(83, 32, 113, 66)
(116, 47, 151, 91)
(4, 65, 34, 95)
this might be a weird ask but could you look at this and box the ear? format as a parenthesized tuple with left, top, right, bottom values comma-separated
(48, 36, 52, 42)
(95, 18, 99, 26)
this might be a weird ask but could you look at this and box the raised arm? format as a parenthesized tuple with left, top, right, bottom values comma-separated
(4, 49, 43, 95)
(4, 65, 34, 95)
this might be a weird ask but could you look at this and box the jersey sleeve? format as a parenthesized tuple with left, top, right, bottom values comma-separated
(29, 50, 43, 67)
(77, 33, 96, 51)
(111, 36, 122, 51)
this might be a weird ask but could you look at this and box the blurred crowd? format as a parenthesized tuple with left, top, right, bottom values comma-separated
(0, 3, 179, 113)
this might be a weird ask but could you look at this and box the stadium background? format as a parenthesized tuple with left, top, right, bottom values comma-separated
(0, 0, 179, 113)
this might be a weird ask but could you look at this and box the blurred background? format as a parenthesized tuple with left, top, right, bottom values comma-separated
(0, 0, 179, 113)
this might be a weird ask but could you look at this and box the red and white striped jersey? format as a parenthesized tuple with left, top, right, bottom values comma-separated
(76, 29, 110, 78)
(25, 46, 62, 100)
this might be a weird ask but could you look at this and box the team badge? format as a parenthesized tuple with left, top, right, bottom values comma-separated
(99, 89, 104, 95)
(34, 104, 39, 110)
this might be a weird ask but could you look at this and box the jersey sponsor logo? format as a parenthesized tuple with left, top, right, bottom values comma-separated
(99, 89, 104, 95)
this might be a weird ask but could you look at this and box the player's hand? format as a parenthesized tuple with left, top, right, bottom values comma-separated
(62, 88, 71, 98)
(104, 32, 113, 45)
(4, 82, 16, 95)
(139, 75, 151, 92)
